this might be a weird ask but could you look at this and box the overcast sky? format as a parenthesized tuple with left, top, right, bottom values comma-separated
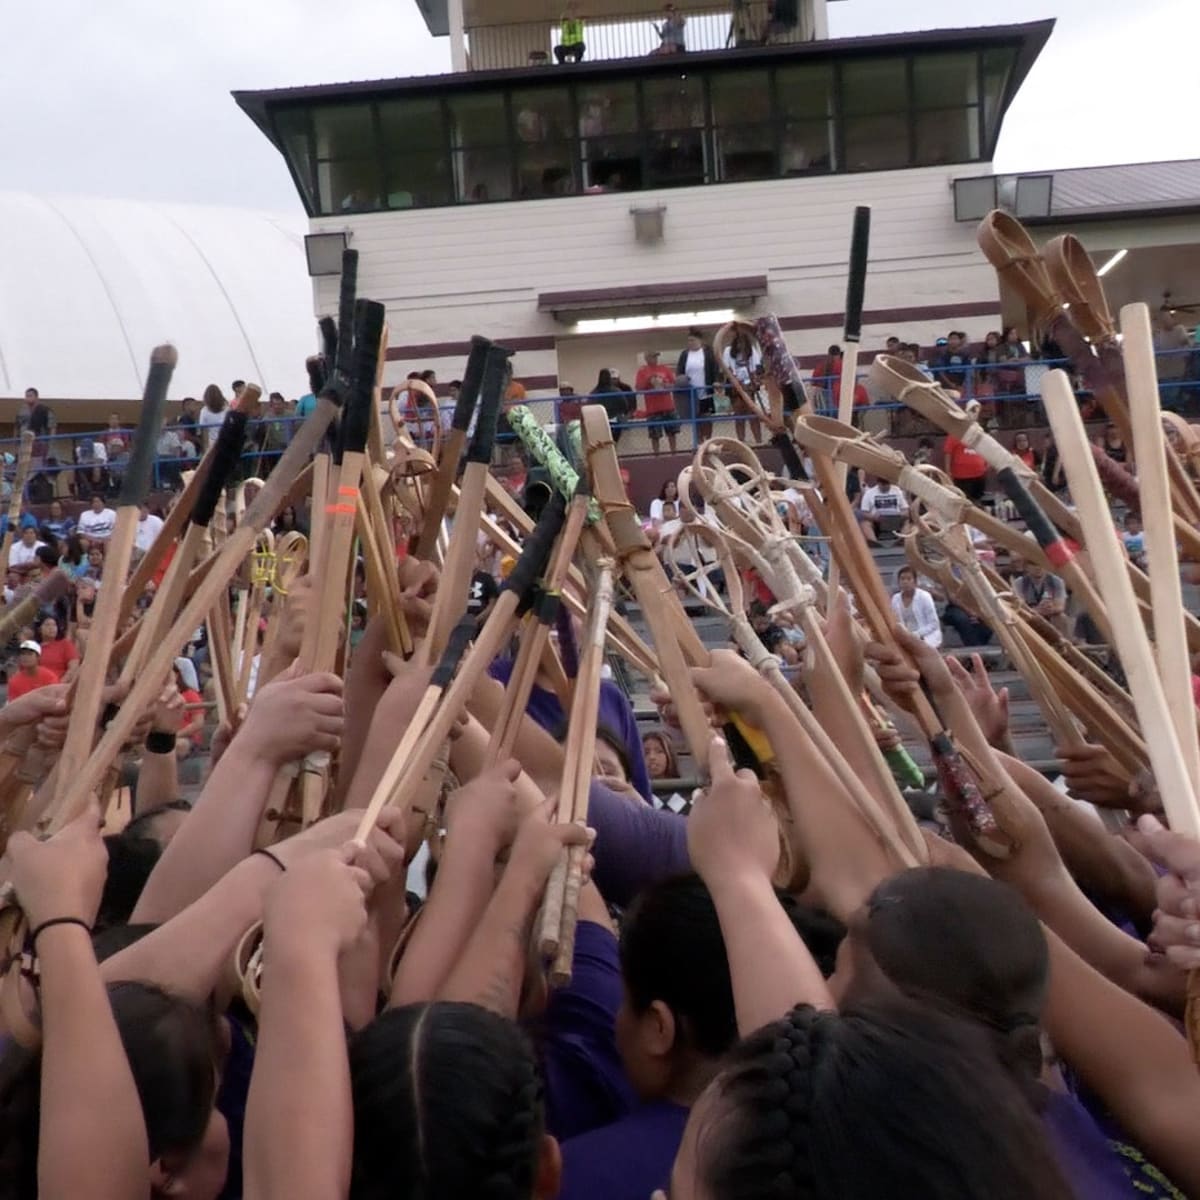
(2, 0, 1196, 214)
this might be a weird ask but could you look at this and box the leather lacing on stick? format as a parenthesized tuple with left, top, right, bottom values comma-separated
(684, 441, 925, 864)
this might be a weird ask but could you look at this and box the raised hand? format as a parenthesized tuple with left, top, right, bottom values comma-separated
(690, 648, 773, 725)
(505, 803, 593, 891)
(687, 735, 778, 884)
(1138, 815, 1200, 969)
(946, 654, 1010, 750)
(2, 803, 107, 931)
(443, 758, 528, 853)
(262, 845, 373, 959)
(237, 665, 344, 767)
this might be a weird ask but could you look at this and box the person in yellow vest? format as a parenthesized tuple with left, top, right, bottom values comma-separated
(555, 1, 585, 62)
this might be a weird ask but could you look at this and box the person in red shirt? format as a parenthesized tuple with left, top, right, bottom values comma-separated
(944, 402, 989, 501)
(37, 615, 78, 681)
(8, 640, 59, 700)
(635, 350, 680, 454)
(172, 657, 206, 754)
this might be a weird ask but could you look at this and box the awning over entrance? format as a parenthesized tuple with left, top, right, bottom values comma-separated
(538, 274, 768, 321)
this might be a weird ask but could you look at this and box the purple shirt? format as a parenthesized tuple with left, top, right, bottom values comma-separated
(488, 659, 652, 801)
(561, 1100, 689, 1200)
(589, 781, 689, 907)
(1042, 1091, 1138, 1200)
(535, 920, 636, 1141)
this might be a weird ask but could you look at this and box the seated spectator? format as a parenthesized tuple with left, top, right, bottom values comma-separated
(83, 544, 106, 582)
(37, 615, 78, 681)
(858, 477, 909, 545)
(912, 437, 935, 466)
(78, 494, 117, 542)
(1013, 561, 1069, 636)
(931, 330, 974, 391)
(636, 351, 679, 455)
(1122, 510, 1147, 569)
(649, 479, 679, 526)
(1154, 306, 1191, 409)
(7, 638, 58, 699)
(1097, 422, 1131, 467)
(8, 524, 46, 572)
(73, 433, 108, 498)
(59, 533, 89, 581)
(996, 325, 1027, 394)
(890, 566, 942, 648)
(1012, 430, 1040, 471)
(172, 657, 206, 756)
(41, 499, 75, 543)
(135, 502, 165, 557)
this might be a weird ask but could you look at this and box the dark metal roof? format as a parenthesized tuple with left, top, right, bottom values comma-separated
(233, 20, 1054, 147)
(1046, 159, 1200, 220)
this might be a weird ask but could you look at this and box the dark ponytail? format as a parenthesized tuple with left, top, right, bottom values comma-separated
(0, 981, 219, 1200)
(698, 1002, 1070, 1200)
(349, 1001, 545, 1200)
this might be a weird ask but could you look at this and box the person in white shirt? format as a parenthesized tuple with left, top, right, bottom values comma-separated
(890, 565, 942, 648)
(198, 384, 229, 448)
(135, 503, 165, 555)
(858, 478, 909, 545)
(77, 494, 117, 541)
(8, 525, 45, 569)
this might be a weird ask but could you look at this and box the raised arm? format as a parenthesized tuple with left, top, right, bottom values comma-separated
(5, 807, 149, 1200)
(244, 848, 373, 1200)
(688, 735, 834, 1036)
(132, 668, 344, 923)
(441, 806, 591, 1017)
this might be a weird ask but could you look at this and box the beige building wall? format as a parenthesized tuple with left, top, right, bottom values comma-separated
(311, 164, 1011, 397)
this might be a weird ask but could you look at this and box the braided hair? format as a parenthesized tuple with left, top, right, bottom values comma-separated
(694, 1002, 1069, 1200)
(0, 981, 220, 1200)
(349, 1001, 546, 1200)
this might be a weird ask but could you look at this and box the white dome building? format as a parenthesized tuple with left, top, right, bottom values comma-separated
(0, 192, 314, 424)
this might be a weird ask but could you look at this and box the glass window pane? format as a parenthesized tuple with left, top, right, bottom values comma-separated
(647, 129, 706, 187)
(378, 97, 446, 151)
(581, 133, 643, 191)
(512, 87, 573, 141)
(384, 148, 453, 208)
(715, 125, 777, 182)
(642, 73, 704, 131)
(274, 108, 316, 209)
(710, 70, 772, 127)
(781, 119, 835, 173)
(448, 92, 509, 148)
(577, 81, 638, 136)
(517, 141, 578, 198)
(982, 47, 1016, 135)
(316, 161, 382, 215)
(915, 108, 979, 165)
(453, 147, 513, 202)
(775, 63, 834, 120)
(844, 114, 910, 170)
(840, 57, 908, 116)
(913, 52, 979, 108)
(313, 104, 377, 161)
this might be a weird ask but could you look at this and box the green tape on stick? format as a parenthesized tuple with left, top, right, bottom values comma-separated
(507, 406, 603, 524)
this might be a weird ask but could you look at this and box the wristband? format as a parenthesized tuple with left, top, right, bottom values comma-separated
(31, 916, 92, 945)
(253, 847, 286, 872)
(145, 730, 177, 755)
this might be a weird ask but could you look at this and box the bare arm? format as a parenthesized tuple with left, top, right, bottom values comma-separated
(689, 736, 834, 1036)
(244, 851, 371, 1200)
(132, 670, 344, 923)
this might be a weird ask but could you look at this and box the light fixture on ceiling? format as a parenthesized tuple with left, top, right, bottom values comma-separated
(1097, 249, 1127, 278)
(573, 309, 736, 335)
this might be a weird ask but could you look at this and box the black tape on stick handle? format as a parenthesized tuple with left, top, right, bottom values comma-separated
(504, 489, 568, 606)
(452, 335, 492, 433)
(118, 344, 177, 508)
(333, 248, 359, 384)
(843, 206, 871, 343)
(306, 356, 327, 398)
(190, 410, 249, 529)
(467, 344, 513, 465)
(318, 316, 339, 366)
(996, 467, 1076, 569)
(770, 431, 807, 481)
(340, 300, 385, 460)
